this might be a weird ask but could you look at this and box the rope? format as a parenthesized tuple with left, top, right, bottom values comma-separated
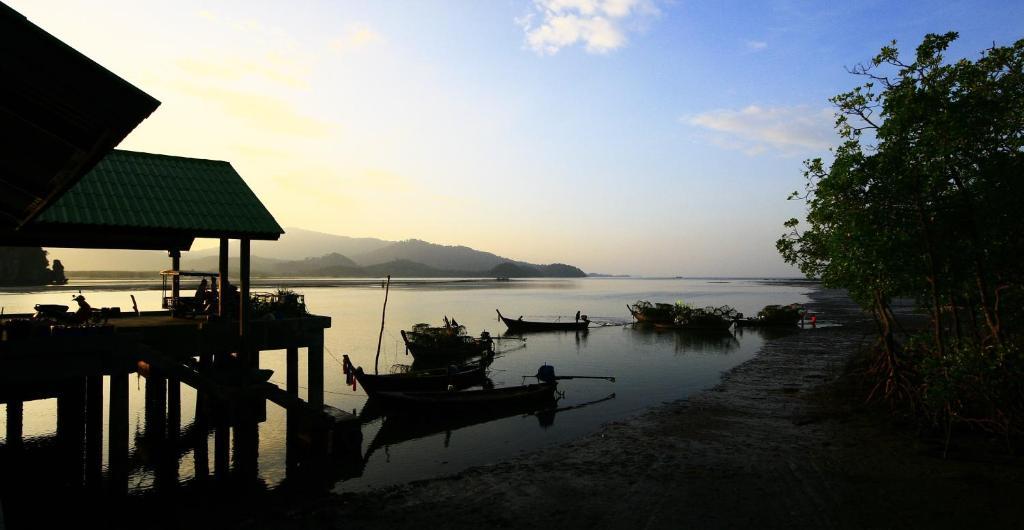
(266, 378, 364, 399)
(324, 345, 347, 369)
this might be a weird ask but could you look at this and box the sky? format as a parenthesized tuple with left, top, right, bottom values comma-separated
(9, 0, 1024, 276)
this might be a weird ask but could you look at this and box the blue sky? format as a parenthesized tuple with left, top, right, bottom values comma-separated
(11, 0, 1023, 275)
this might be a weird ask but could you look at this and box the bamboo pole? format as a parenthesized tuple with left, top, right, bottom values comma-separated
(374, 275, 391, 375)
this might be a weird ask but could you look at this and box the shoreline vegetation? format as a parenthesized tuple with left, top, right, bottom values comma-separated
(233, 286, 1023, 529)
(779, 33, 1024, 446)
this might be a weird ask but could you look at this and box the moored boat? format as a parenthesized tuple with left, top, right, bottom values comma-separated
(733, 303, 805, 327)
(342, 354, 488, 394)
(400, 321, 494, 363)
(627, 301, 676, 325)
(496, 309, 589, 332)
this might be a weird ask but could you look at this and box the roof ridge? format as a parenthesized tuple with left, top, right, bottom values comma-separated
(111, 149, 231, 165)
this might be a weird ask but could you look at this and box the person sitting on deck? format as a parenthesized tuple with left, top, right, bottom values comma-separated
(72, 294, 92, 324)
(195, 278, 208, 300)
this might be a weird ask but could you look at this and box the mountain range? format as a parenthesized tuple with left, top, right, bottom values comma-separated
(48, 227, 586, 278)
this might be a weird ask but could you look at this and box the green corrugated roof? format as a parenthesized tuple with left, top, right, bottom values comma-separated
(35, 150, 283, 239)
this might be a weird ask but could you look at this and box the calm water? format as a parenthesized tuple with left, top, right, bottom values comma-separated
(0, 278, 812, 494)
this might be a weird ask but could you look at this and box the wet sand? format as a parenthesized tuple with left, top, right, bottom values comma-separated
(254, 287, 1023, 529)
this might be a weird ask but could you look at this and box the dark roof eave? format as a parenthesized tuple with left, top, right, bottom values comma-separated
(29, 223, 283, 241)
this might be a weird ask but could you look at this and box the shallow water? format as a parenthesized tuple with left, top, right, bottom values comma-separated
(0, 278, 812, 494)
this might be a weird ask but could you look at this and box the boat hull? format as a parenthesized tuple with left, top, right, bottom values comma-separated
(353, 364, 487, 394)
(497, 310, 588, 332)
(401, 329, 493, 362)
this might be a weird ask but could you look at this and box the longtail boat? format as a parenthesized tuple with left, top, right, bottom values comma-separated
(733, 303, 805, 327)
(342, 354, 488, 394)
(371, 383, 557, 412)
(496, 309, 589, 332)
(400, 322, 494, 362)
(626, 301, 676, 325)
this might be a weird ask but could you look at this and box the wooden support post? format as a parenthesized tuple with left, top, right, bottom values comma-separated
(286, 347, 299, 397)
(239, 238, 251, 364)
(85, 375, 104, 490)
(232, 420, 259, 482)
(218, 238, 229, 317)
(108, 372, 129, 495)
(145, 372, 167, 441)
(193, 391, 209, 481)
(214, 422, 230, 480)
(56, 377, 86, 485)
(308, 336, 324, 410)
(5, 400, 23, 450)
(168, 378, 181, 440)
(170, 249, 181, 303)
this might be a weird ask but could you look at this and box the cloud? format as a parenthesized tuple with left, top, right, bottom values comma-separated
(685, 105, 835, 156)
(331, 24, 384, 52)
(746, 40, 767, 51)
(518, 0, 659, 55)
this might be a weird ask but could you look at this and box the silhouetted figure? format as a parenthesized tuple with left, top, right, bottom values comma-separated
(575, 310, 581, 323)
(73, 294, 92, 323)
(51, 259, 67, 284)
(195, 278, 208, 299)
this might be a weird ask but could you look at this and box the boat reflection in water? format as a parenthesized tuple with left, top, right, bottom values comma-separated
(627, 325, 741, 354)
(361, 391, 616, 463)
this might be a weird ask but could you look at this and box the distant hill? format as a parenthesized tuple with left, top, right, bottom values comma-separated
(46, 227, 391, 271)
(352, 239, 522, 271)
(490, 262, 586, 278)
(190, 228, 391, 263)
(47, 227, 587, 277)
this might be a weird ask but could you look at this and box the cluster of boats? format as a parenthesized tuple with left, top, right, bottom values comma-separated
(627, 301, 806, 331)
(344, 302, 805, 414)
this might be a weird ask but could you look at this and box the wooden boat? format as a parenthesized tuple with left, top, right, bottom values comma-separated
(733, 304, 805, 327)
(626, 302, 676, 325)
(342, 354, 487, 394)
(371, 383, 557, 412)
(496, 309, 589, 332)
(400, 326, 494, 362)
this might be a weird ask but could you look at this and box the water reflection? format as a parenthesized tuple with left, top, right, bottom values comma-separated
(626, 325, 741, 354)
(361, 392, 617, 463)
(1, 278, 813, 515)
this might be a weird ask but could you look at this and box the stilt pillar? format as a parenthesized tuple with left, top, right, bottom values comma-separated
(286, 347, 299, 397)
(5, 400, 23, 450)
(308, 337, 324, 410)
(218, 238, 229, 317)
(85, 375, 104, 490)
(108, 372, 129, 495)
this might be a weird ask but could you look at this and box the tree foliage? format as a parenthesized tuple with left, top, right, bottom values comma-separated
(778, 33, 1024, 441)
(0, 247, 54, 286)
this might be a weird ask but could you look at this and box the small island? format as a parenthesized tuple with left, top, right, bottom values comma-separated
(0, 246, 67, 286)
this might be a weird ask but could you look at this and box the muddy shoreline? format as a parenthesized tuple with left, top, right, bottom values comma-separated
(256, 287, 1022, 529)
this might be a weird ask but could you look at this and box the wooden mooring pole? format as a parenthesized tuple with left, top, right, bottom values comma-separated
(374, 275, 391, 375)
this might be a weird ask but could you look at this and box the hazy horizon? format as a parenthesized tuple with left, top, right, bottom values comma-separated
(15, 0, 1023, 276)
